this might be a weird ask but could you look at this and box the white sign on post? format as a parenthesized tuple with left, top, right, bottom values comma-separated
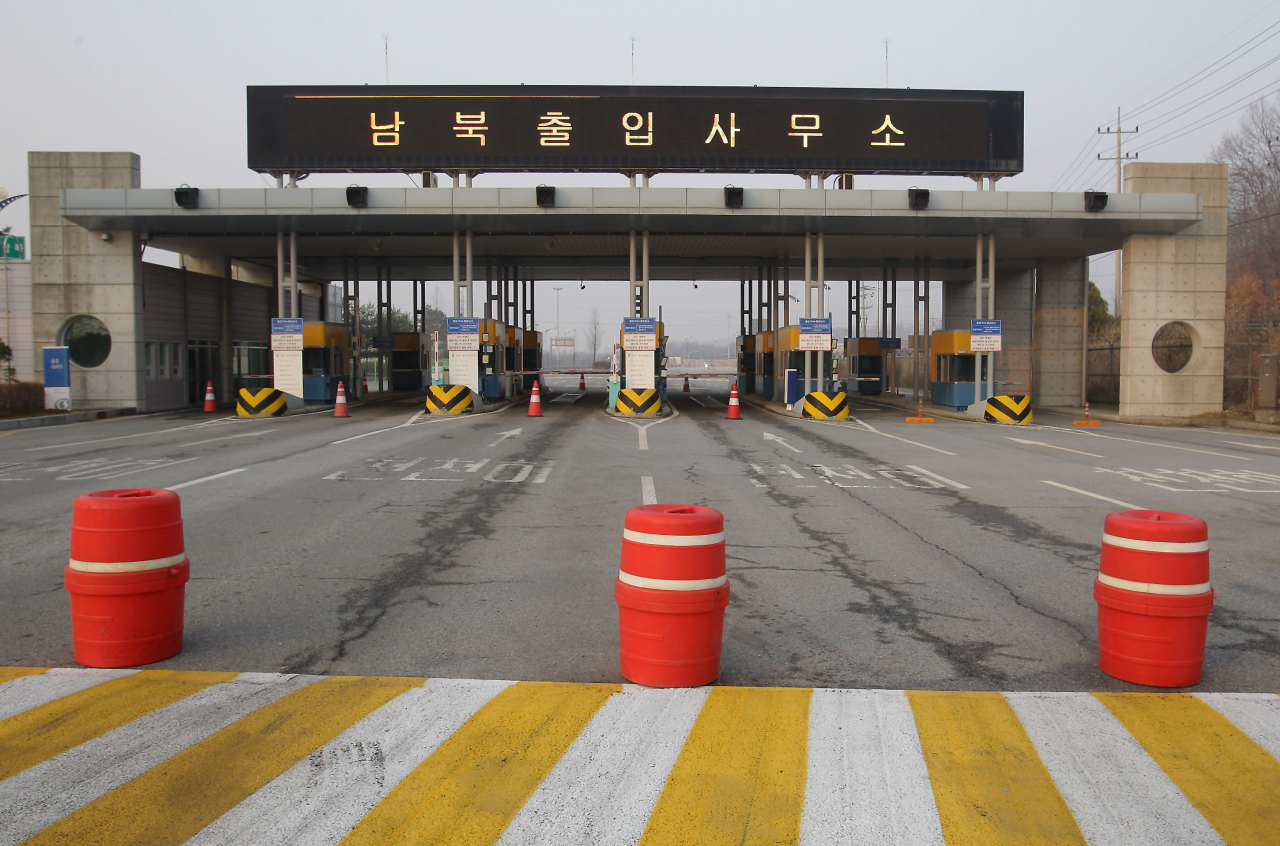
(623, 317, 658, 351)
(449, 349, 480, 393)
(273, 350, 304, 396)
(271, 317, 304, 351)
(798, 317, 832, 351)
(625, 350, 656, 391)
(970, 319, 1002, 352)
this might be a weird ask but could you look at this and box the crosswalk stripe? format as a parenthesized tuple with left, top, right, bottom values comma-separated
(339, 681, 619, 846)
(800, 689, 944, 846)
(0, 667, 47, 686)
(906, 690, 1087, 845)
(1007, 692, 1225, 846)
(1095, 692, 1280, 846)
(0, 673, 317, 846)
(22, 675, 421, 846)
(638, 686, 811, 846)
(498, 685, 711, 846)
(0, 668, 137, 723)
(1196, 692, 1280, 761)
(188, 678, 512, 846)
(0, 669, 234, 783)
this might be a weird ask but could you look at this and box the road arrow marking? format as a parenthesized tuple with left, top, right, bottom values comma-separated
(1006, 437, 1103, 458)
(764, 432, 801, 453)
(488, 428, 522, 447)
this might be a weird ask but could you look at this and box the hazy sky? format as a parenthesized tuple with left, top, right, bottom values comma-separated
(2, 0, 1275, 343)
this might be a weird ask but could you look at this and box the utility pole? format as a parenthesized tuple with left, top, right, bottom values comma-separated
(553, 286, 563, 368)
(1098, 107, 1139, 318)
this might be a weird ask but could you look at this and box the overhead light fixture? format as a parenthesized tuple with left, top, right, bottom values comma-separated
(724, 186, 744, 208)
(347, 186, 369, 207)
(536, 185, 555, 207)
(908, 187, 930, 210)
(1084, 190, 1108, 212)
(173, 186, 199, 209)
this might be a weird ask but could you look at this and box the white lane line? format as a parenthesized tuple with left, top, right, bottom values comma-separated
(764, 432, 802, 453)
(166, 468, 247, 491)
(801, 689, 943, 846)
(1196, 693, 1280, 761)
(329, 410, 434, 444)
(1221, 440, 1280, 451)
(89, 456, 199, 480)
(497, 686, 710, 846)
(1068, 429, 1250, 461)
(834, 417, 958, 456)
(905, 465, 970, 490)
(23, 422, 222, 452)
(186, 678, 511, 846)
(0, 669, 137, 723)
(641, 476, 657, 504)
(1007, 693, 1225, 846)
(0, 674, 316, 846)
(1042, 480, 1142, 509)
(609, 403, 680, 451)
(180, 429, 280, 447)
(1006, 437, 1104, 458)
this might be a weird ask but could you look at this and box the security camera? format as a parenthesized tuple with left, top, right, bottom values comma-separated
(101, 233, 112, 242)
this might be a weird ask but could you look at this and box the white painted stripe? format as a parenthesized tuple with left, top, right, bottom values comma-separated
(1102, 533, 1209, 554)
(186, 678, 512, 846)
(800, 689, 944, 846)
(617, 571, 727, 591)
(1196, 693, 1280, 762)
(1096, 572, 1212, 596)
(640, 476, 657, 505)
(0, 673, 316, 846)
(621, 528, 725, 547)
(67, 553, 187, 574)
(166, 468, 246, 491)
(1007, 692, 1225, 846)
(905, 465, 970, 490)
(1042, 480, 1143, 508)
(0, 668, 137, 724)
(498, 685, 710, 846)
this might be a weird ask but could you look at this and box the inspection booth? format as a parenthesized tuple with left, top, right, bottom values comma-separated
(930, 329, 990, 410)
(480, 319, 512, 401)
(777, 325, 835, 402)
(845, 338, 885, 396)
(753, 331, 776, 398)
(391, 332, 429, 390)
(301, 321, 351, 404)
(737, 334, 756, 391)
(521, 330, 542, 391)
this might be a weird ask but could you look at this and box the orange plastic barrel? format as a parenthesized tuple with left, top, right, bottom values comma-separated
(615, 504, 730, 687)
(1094, 510, 1213, 687)
(63, 489, 190, 668)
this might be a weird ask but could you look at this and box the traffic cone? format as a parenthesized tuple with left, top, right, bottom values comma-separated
(682, 376, 690, 392)
(202, 381, 216, 412)
(578, 373, 587, 390)
(334, 381, 350, 417)
(726, 383, 742, 419)
(362, 372, 369, 395)
(528, 379, 543, 417)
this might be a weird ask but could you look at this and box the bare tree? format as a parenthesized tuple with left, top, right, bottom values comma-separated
(1211, 99, 1280, 291)
(586, 308, 603, 366)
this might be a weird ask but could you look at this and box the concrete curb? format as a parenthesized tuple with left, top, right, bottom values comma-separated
(0, 407, 136, 432)
(1036, 406, 1280, 434)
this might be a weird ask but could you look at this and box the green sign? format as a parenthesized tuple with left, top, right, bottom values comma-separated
(2, 237, 24, 259)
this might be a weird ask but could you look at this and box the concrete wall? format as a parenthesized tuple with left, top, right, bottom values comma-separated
(29, 152, 144, 410)
(0, 260, 34, 382)
(1033, 258, 1087, 407)
(995, 270, 1033, 396)
(1120, 163, 1226, 417)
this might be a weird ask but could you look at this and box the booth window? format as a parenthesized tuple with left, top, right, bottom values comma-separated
(146, 341, 185, 380)
(61, 315, 112, 368)
(232, 341, 273, 393)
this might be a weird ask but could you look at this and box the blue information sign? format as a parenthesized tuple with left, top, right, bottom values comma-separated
(878, 337, 902, 350)
(271, 317, 304, 334)
(42, 347, 70, 388)
(798, 317, 832, 334)
(622, 317, 657, 334)
(970, 319, 1002, 335)
(447, 317, 481, 334)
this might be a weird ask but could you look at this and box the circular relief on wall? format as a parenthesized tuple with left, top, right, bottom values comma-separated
(1151, 321, 1195, 374)
(61, 315, 112, 368)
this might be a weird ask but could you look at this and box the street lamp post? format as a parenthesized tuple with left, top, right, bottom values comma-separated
(553, 286, 563, 369)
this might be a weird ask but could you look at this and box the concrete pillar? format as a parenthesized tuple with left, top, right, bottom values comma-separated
(1033, 258, 1087, 407)
(994, 269, 1033, 396)
(220, 257, 233, 403)
(1119, 163, 1227, 417)
(28, 152, 144, 411)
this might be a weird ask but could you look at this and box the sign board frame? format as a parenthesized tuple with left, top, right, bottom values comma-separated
(270, 317, 304, 351)
(878, 337, 903, 351)
(970, 319, 1002, 352)
(3, 236, 24, 260)
(446, 317, 481, 352)
(272, 350, 304, 396)
(42, 347, 71, 410)
(798, 317, 833, 352)
(622, 317, 658, 351)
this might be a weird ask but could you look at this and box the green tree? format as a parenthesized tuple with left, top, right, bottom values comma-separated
(355, 302, 449, 341)
(1087, 281, 1116, 336)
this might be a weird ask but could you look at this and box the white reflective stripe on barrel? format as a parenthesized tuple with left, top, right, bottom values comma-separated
(68, 553, 187, 574)
(1097, 572, 1212, 596)
(1102, 533, 1209, 554)
(621, 529, 725, 547)
(618, 570, 728, 591)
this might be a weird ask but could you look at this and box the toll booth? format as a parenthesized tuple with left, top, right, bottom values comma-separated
(754, 331, 775, 397)
(521, 330, 543, 391)
(930, 329, 990, 410)
(301, 322, 351, 404)
(777, 325, 835, 400)
(391, 333, 429, 390)
(737, 334, 755, 390)
(845, 338, 885, 396)
(480, 319, 511, 401)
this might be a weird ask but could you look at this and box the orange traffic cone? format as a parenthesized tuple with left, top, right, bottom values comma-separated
(203, 381, 216, 412)
(334, 381, 350, 417)
(362, 372, 369, 395)
(682, 376, 690, 392)
(528, 379, 543, 417)
(578, 373, 587, 390)
(727, 383, 742, 419)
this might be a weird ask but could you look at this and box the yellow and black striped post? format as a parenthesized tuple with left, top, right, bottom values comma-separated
(984, 395, 1033, 424)
(425, 384, 475, 414)
(801, 391, 849, 420)
(616, 388, 661, 415)
(236, 388, 287, 417)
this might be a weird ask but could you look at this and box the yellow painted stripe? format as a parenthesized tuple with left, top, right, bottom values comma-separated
(638, 686, 811, 846)
(1096, 692, 1280, 846)
(0, 669, 235, 782)
(26, 675, 420, 846)
(0, 666, 47, 684)
(340, 680, 618, 846)
(907, 690, 1086, 845)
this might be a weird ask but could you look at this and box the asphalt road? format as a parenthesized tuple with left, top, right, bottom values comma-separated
(2, 377, 1278, 691)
